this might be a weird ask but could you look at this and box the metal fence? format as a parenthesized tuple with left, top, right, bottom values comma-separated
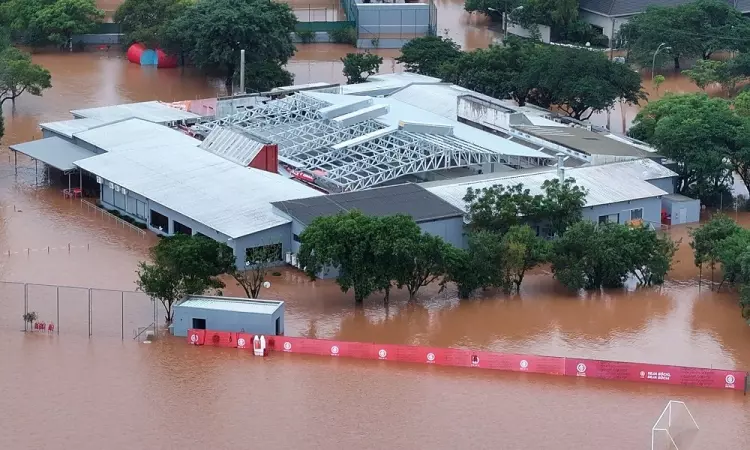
(294, 4, 347, 22)
(80, 199, 147, 239)
(0, 281, 162, 340)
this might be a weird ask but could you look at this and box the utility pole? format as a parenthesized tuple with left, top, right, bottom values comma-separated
(239, 49, 246, 95)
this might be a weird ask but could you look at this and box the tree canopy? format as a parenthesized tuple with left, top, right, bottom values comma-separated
(341, 52, 383, 84)
(114, 0, 192, 47)
(395, 35, 460, 77)
(0, 45, 52, 106)
(0, 0, 103, 47)
(407, 36, 645, 120)
(618, 0, 750, 70)
(136, 234, 235, 322)
(629, 93, 743, 204)
(160, 0, 297, 93)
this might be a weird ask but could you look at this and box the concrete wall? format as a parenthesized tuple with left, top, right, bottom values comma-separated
(506, 23, 551, 43)
(417, 216, 465, 249)
(72, 33, 122, 45)
(578, 11, 629, 46)
(582, 197, 663, 228)
(172, 303, 285, 337)
(291, 31, 332, 44)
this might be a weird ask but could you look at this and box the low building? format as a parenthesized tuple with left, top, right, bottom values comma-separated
(424, 158, 689, 232)
(171, 295, 284, 337)
(272, 183, 466, 272)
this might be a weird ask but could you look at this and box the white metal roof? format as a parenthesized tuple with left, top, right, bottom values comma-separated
(74, 143, 322, 238)
(426, 159, 672, 211)
(39, 118, 109, 138)
(178, 295, 283, 314)
(73, 118, 201, 153)
(199, 126, 265, 166)
(9, 137, 96, 171)
(70, 101, 201, 123)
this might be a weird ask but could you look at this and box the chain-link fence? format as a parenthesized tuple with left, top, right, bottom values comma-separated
(0, 281, 162, 339)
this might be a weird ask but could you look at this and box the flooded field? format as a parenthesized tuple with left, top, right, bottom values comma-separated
(1, 6, 748, 449)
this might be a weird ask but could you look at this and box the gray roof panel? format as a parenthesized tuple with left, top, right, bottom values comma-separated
(580, 0, 737, 16)
(10, 137, 96, 171)
(272, 183, 465, 226)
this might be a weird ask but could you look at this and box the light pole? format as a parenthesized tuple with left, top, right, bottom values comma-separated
(652, 43, 671, 81)
(487, 5, 522, 40)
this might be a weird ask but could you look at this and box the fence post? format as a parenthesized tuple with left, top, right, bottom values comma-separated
(23, 283, 28, 331)
(56, 286, 60, 334)
(88, 288, 92, 337)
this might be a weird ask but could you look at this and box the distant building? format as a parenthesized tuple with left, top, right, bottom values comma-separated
(171, 295, 284, 337)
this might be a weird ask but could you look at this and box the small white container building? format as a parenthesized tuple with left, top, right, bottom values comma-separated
(171, 295, 284, 337)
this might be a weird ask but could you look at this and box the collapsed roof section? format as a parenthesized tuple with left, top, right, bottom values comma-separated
(193, 93, 550, 192)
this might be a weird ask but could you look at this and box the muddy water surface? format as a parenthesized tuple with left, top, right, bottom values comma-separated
(1, 8, 748, 450)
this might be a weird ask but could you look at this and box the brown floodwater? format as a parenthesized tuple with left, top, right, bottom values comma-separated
(1, 8, 749, 449)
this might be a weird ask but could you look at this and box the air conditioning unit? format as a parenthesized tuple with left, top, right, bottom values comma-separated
(108, 182, 114, 189)
(290, 254, 297, 267)
(96, 176, 102, 184)
(285, 252, 291, 264)
(122, 188, 128, 195)
(114, 185, 120, 193)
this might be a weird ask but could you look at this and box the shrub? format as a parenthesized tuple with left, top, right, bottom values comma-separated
(329, 27, 357, 46)
(295, 30, 316, 44)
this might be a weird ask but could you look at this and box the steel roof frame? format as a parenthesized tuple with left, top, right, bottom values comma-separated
(194, 93, 547, 192)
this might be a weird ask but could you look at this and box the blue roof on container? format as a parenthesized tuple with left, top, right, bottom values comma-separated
(177, 296, 283, 315)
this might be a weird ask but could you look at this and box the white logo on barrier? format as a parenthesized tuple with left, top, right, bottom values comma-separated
(520, 360, 529, 369)
(190, 334, 198, 343)
(237, 338, 246, 348)
(331, 345, 339, 355)
(726, 374, 736, 385)
(576, 363, 587, 374)
(378, 349, 387, 359)
(427, 352, 435, 362)
(283, 342, 292, 351)
(639, 371, 646, 378)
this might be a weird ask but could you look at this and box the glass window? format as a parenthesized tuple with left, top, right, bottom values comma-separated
(630, 208, 643, 220)
(598, 213, 619, 224)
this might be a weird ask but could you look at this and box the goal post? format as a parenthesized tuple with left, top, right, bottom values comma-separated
(651, 401, 699, 450)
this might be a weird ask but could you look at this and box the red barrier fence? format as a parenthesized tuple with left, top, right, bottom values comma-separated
(186, 329, 748, 392)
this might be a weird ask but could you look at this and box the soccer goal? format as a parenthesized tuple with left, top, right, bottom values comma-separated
(651, 400, 699, 450)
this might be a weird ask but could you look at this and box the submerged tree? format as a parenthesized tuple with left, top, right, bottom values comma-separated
(231, 245, 279, 299)
(114, 0, 192, 47)
(0, 46, 52, 106)
(341, 52, 383, 84)
(136, 234, 235, 322)
(690, 213, 741, 285)
(30, 0, 104, 49)
(396, 35, 461, 77)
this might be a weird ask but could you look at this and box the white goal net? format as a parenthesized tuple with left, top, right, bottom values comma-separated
(651, 401, 699, 450)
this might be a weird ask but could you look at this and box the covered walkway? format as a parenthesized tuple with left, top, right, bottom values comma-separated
(9, 137, 95, 193)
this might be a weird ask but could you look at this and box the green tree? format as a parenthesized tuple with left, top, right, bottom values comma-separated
(0, 46, 52, 106)
(715, 228, 750, 287)
(371, 214, 423, 303)
(298, 211, 382, 304)
(396, 35, 461, 77)
(136, 234, 235, 322)
(114, 0, 192, 47)
(160, 0, 297, 94)
(653, 74, 665, 93)
(395, 232, 453, 300)
(619, 0, 750, 70)
(683, 59, 750, 93)
(444, 230, 505, 297)
(500, 225, 548, 292)
(341, 52, 383, 84)
(239, 61, 294, 94)
(690, 213, 741, 284)
(629, 93, 739, 204)
(230, 245, 278, 299)
(30, 0, 104, 49)
(626, 224, 679, 286)
(734, 90, 750, 117)
(0, 0, 54, 45)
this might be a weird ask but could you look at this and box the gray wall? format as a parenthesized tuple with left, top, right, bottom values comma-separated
(97, 179, 290, 268)
(356, 3, 430, 36)
(663, 197, 700, 225)
(578, 11, 629, 46)
(172, 303, 285, 337)
(582, 197, 663, 228)
(417, 216, 464, 249)
(646, 177, 676, 195)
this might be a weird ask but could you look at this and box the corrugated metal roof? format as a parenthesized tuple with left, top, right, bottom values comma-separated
(425, 159, 674, 211)
(304, 92, 550, 159)
(579, 0, 739, 16)
(70, 101, 201, 123)
(73, 118, 201, 153)
(39, 118, 109, 138)
(178, 295, 283, 314)
(73, 143, 323, 238)
(272, 183, 464, 225)
(9, 137, 96, 171)
(199, 126, 265, 166)
(515, 125, 654, 157)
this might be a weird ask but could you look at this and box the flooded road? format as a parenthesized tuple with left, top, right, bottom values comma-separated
(1, 6, 748, 449)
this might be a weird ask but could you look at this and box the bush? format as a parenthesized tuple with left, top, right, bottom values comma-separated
(295, 30, 316, 44)
(329, 27, 357, 46)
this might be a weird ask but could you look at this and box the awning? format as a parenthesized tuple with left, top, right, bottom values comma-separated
(9, 137, 96, 172)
